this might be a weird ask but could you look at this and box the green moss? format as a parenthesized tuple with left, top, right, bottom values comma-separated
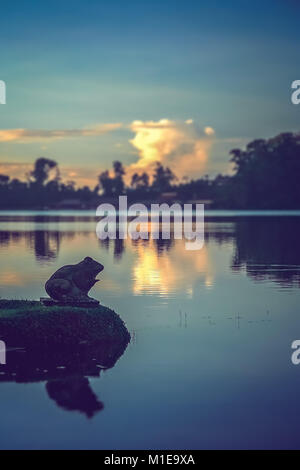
(0, 299, 130, 350)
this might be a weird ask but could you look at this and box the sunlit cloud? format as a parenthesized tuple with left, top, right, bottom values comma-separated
(0, 119, 217, 186)
(128, 119, 215, 180)
(61, 166, 104, 187)
(0, 162, 32, 180)
(204, 126, 215, 136)
(0, 123, 122, 143)
(0, 161, 102, 188)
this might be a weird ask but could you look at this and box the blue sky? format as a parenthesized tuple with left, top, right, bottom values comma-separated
(0, 0, 299, 186)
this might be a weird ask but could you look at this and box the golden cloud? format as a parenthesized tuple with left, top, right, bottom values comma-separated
(128, 119, 215, 180)
(60, 165, 104, 188)
(0, 119, 216, 186)
(0, 162, 32, 180)
(204, 126, 215, 136)
(0, 123, 122, 143)
(0, 161, 103, 188)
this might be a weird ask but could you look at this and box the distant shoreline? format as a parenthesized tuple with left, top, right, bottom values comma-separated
(1, 209, 300, 218)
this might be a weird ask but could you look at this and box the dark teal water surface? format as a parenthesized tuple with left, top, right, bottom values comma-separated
(0, 211, 300, 449)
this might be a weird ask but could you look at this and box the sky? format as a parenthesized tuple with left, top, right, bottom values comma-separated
(0, 0, 300, 187)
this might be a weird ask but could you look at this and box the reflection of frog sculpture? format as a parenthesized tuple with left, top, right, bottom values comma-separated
(46, 377, 104, 418)
(0, 306, 130, 418)
(45, 257, 104, 302)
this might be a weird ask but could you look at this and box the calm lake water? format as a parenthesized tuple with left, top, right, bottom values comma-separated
(0, 211, 300, 450)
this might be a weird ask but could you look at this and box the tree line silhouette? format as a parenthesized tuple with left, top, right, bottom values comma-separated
(0, 132, 299, 209)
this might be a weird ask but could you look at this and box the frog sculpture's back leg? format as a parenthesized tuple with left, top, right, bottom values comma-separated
(45, 278, 72, 301)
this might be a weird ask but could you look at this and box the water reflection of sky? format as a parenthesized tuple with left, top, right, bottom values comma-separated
(1, 213, 300, 449)
(0, 214, 300, 296)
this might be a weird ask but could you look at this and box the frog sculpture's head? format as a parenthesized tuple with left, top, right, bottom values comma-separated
(79, 257, 104, 282)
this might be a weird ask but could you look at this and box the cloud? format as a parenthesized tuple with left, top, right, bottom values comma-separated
(0, 119, 217, 186)
(60, 165, 104, 188)
(0, 123, 122, 143)
(128, 119, 215, 179)
(0, 161, 103, 188)
(0, 161, 32, 180)
(204, 126, 215, 136)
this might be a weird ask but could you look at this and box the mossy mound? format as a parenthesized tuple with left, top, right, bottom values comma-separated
(0, 299, 130, 351)
(0, 300, 130, 418)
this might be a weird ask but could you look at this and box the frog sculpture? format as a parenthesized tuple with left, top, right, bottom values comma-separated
(45, 257, 104, 304)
